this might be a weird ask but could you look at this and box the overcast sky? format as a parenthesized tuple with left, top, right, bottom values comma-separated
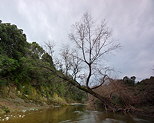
(0, 0, 154, 80)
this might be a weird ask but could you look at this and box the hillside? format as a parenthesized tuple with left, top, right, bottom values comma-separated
(87, 76, 154, 117)
(0, 21, 86, 115)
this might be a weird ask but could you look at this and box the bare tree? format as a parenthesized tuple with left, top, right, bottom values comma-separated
(44, 13, 120, 111)
(68, 13, 119, 84)
(61, 46, 72, 76)
(61, 47, 82, 80)
(44, 41, 55, 57)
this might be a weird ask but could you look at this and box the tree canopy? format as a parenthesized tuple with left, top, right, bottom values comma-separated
(0, 23, 27, 59)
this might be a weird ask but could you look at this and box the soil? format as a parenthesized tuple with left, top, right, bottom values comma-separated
(0, 97, 52, 115)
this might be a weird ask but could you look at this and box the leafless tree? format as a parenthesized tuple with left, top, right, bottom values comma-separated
(60, 47, 72, 76)
(44, 13, 120, 111)
(68, 13, 119, 87)
(44, 41, 55, 57)
(61, 47, 82, 80)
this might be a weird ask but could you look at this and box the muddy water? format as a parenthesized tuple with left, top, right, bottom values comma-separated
(0, 105, 153, 123)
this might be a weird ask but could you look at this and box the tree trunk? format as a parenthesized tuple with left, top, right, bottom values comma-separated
(64, 77, 115, 111)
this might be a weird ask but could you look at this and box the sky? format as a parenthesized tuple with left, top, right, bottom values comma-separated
(0, 0, 154, 80)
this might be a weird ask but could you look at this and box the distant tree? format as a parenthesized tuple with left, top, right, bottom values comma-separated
(123, 76, 129, 82)
(123, 76, 135, 86)
(130, 76, 136, 82)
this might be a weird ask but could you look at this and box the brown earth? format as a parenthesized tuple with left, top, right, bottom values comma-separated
(0, 97, 52, 116)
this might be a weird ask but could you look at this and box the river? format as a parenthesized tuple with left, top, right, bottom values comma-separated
(0, 105, 153, 123)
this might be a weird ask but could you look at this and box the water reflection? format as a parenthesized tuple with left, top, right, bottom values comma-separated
(0, 105, 153, 123)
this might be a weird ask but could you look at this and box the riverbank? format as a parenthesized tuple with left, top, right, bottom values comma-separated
(0, 97, 86, 116)
(0, 83, 84, 115)
(0, 97, 53, 115)
(133, 106, 154, 118)
(1, 96, 154, 123)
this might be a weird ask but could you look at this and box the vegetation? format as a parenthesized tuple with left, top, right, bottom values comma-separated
(0, 15, 153, 117)
(0, 20, 86, 107)
(87, 76, 154, 116)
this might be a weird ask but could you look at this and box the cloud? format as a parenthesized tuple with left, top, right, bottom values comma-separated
(0, 0, 153, 80)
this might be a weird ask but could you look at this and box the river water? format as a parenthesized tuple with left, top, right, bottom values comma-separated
(0, 105, 153, 123)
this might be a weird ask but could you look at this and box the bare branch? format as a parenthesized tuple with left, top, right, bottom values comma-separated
(44, 41, 55, 57)
(91, 75, 109, 89)
(68, 13, 120, 89)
